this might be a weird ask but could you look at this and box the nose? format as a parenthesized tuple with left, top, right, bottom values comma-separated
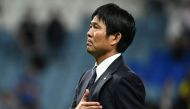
(87, 28, 93, 38)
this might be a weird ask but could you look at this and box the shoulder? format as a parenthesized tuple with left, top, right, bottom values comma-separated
(113, 65, 146, 101)
(115, 65, 144, 86)
(110, 65, 146, 108)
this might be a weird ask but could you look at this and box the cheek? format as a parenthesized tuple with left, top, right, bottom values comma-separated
(93, 32, 106, 43)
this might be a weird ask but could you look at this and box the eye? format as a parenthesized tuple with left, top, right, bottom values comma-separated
(90, 23, 100, 29)
(93, 23, 100, 29)
(94, 24, 99, 29)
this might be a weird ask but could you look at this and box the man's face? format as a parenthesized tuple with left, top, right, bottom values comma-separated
(86, 16, 113, 57)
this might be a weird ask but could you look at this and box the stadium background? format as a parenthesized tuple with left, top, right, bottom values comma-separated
(0, 0, 190, 109)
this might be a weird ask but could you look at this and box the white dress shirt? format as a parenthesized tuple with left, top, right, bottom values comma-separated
(94, 53, 121, 81)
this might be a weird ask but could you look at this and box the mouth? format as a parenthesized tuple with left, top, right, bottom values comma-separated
(87, 40, 92, 46)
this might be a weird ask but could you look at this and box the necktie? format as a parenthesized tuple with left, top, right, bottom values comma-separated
(87, 66, 97, 89)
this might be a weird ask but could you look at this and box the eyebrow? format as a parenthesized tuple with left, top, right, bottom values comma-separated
(91, 21, 98, 24)
(90, 22, 100, 27)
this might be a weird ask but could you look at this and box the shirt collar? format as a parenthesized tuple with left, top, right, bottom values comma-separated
(94, 53, 121, 81)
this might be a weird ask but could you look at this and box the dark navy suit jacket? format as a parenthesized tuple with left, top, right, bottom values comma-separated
(71, 55, 146, 109)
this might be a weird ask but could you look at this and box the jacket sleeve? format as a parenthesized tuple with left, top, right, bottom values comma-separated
(115, 73, 146, 109)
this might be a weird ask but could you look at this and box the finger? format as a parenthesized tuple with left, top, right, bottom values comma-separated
(85, 105, 103, 109)
(81, 102, 101, 106)
(81, 89, 90, 102)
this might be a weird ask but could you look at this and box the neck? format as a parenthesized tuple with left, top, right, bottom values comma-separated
(95, 50, 118, 65)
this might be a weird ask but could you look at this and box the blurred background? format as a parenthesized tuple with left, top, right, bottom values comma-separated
(0, 0, 190, 109)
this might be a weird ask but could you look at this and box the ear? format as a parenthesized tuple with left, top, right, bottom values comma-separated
(110, 32, 122, 46)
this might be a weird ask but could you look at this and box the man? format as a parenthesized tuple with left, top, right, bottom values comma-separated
(71, 3, 146, 109)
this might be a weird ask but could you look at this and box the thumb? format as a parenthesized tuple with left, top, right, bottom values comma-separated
(81, 89, 89, 102)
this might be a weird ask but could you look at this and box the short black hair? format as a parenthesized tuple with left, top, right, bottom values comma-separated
(91, 3, 136, 53)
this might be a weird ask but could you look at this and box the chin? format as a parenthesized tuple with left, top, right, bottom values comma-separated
(87, 48, 95, 55)
(87, 49, 92, 53)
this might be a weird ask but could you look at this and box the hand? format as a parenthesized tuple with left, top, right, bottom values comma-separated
(75, 89, 102, 109)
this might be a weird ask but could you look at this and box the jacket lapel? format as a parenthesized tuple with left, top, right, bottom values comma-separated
(90, 56, 124, 101)
(76, 69, 94, 104)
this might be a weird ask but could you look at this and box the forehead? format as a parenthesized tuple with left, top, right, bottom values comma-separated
(91, 16, 105, 26)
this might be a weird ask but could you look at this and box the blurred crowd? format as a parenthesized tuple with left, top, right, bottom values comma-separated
(0, 6, 67, 109)
(0, 0, 190, 109)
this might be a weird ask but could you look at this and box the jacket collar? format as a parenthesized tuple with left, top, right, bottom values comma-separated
(89, 55, 124, 100)
(77, 55, 124, 103)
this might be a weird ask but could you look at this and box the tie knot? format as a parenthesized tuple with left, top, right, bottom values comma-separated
(93, 66, 97, 72)
(87, 66, 97, 89)
(92, 66, 97, 79)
